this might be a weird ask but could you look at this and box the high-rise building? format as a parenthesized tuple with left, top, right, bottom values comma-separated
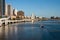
(0, 0, 5, 17)
(5, 4, 8, 16)
(8, 4, 13, 16)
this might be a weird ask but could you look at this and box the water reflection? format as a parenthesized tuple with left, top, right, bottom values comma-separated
(0, 26, 5, 40)
(0, 21, 60, 40)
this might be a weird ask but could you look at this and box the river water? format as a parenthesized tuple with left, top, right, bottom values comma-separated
(0, 20, 60, 40)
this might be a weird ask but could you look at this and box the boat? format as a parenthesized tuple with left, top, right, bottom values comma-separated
(40, 24, 44, 28)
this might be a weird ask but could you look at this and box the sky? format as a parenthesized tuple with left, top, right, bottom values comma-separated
(6, 0, 60, 17)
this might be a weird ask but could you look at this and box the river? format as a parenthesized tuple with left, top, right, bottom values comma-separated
(0, 20, 60, 40)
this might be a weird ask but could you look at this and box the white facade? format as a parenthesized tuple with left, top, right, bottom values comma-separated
(11, 6, 13, 16)
(15, 9, 17, 16)
(31, 13, 35, 19)
(13, 9, 17, 16)
(5, 4, 8, 16)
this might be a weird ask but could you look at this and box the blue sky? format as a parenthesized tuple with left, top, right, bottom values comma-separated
(6, 0, 60, 17)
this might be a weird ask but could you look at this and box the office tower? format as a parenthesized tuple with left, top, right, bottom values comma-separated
(0, 0, 5, 17)
(8, 4, 13, 16)
(5, 4, 8, 16)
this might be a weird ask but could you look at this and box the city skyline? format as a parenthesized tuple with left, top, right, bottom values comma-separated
(6, 0, 60, 17)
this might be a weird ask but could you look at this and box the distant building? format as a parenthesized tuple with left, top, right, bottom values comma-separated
(8, 5, 13, 16)
(13, 9, 17, 16)
(17, 11, 24, 19)
(31, 13, 35, 19)
(17, 11, 24, 16)
(0, 0, 5, 17)
(24, 16, 31, 19)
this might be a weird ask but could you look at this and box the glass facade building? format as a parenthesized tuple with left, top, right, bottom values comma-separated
(0, 0, 5, 17)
